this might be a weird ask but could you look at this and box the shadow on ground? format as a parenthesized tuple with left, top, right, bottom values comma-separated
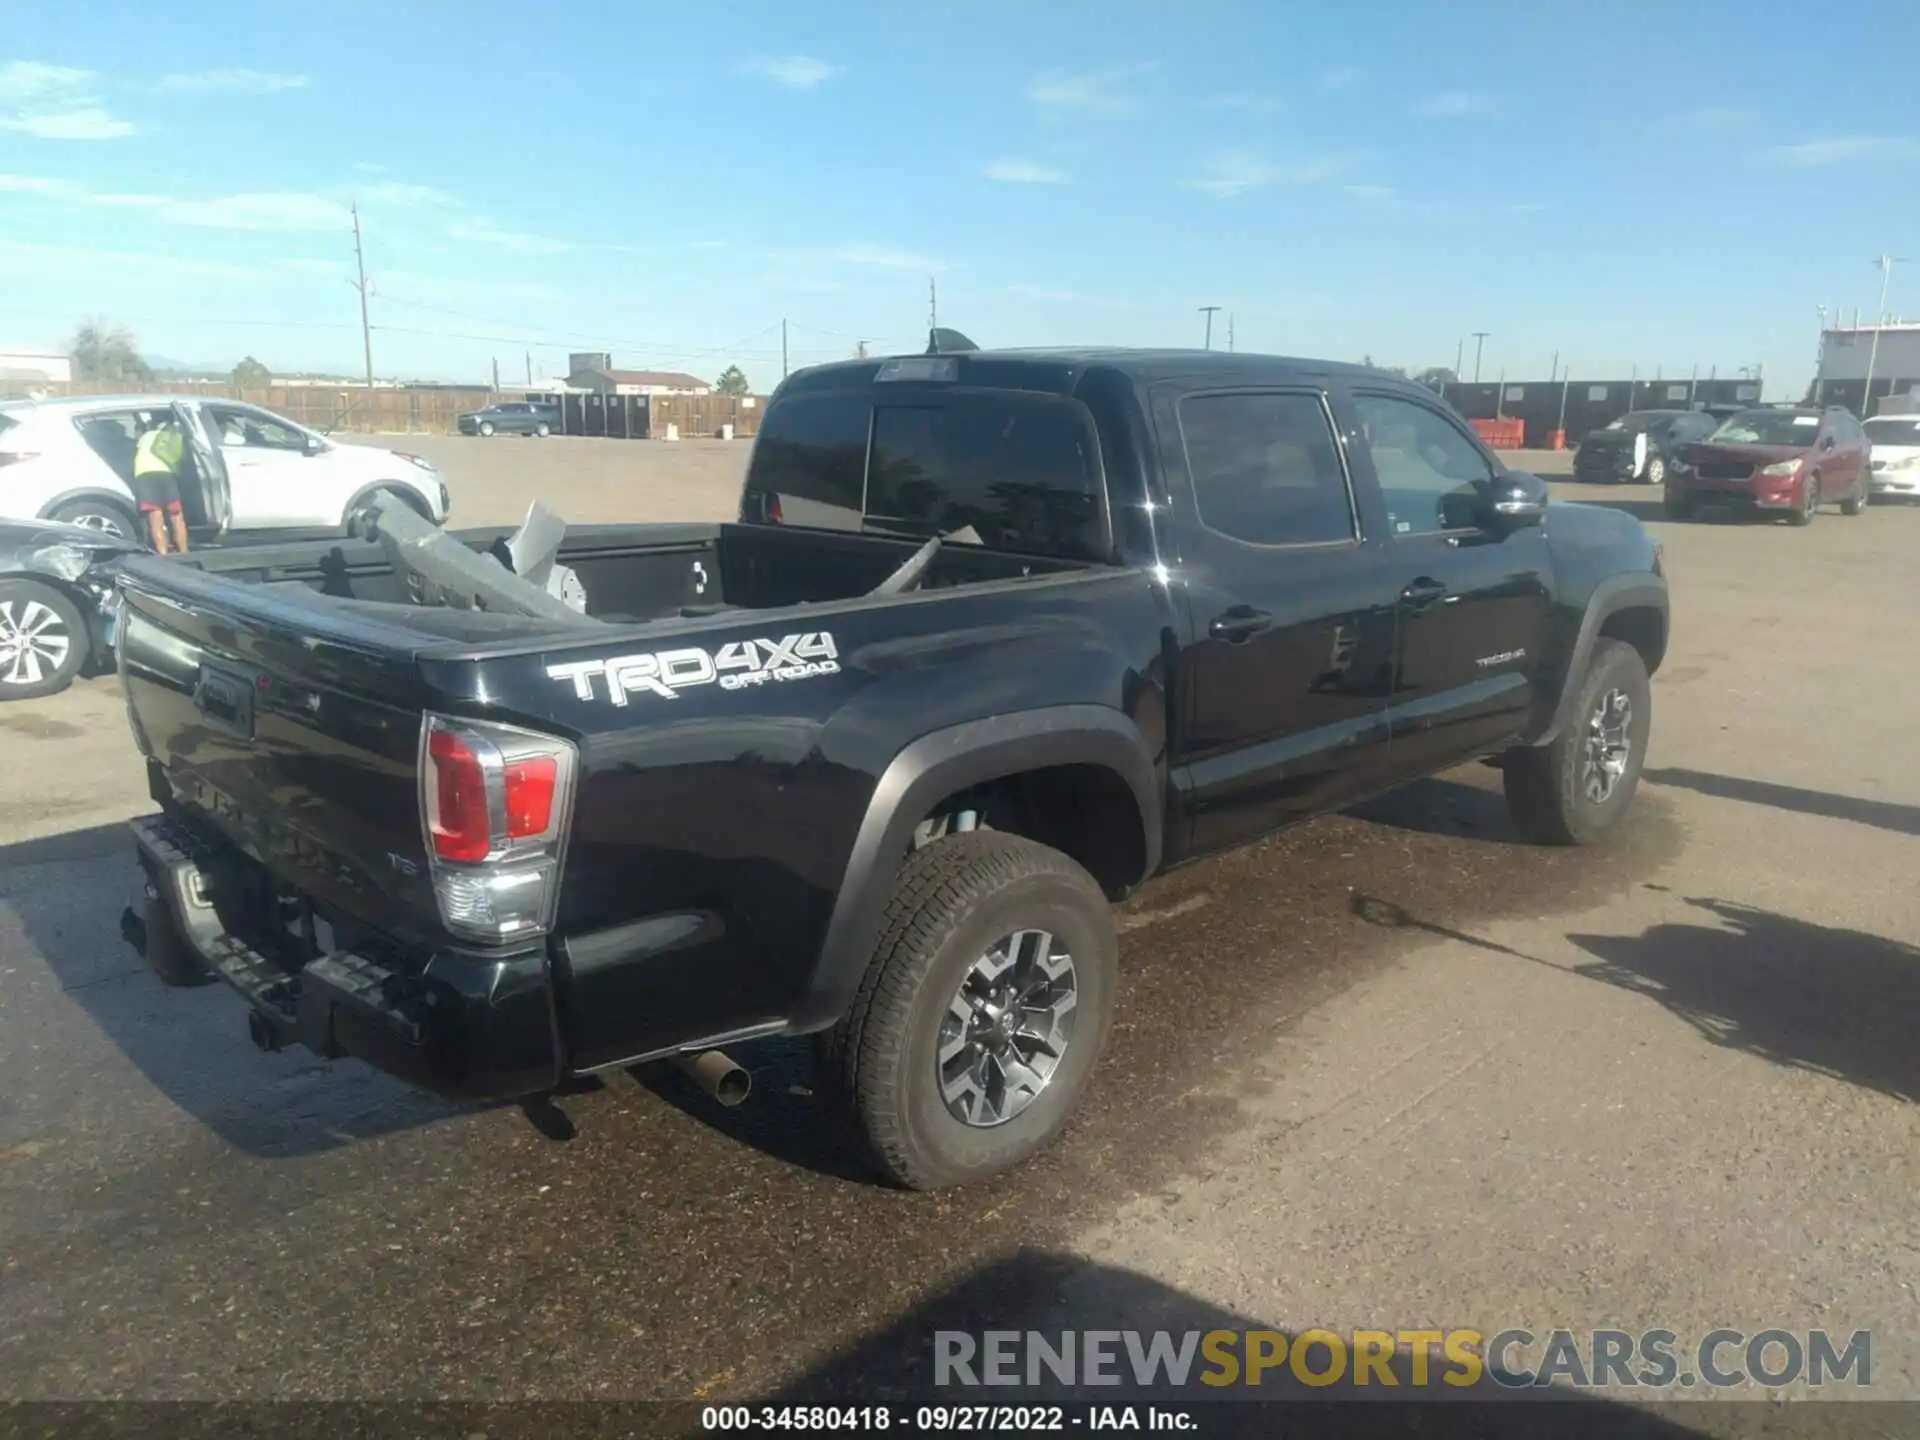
(1644, 768, 1920, 838)
(736, 1251, 1816, 1437)
(1346, 775, 1517, 843)
(1568, 897, 1920, 1104)
(0, 820, 462, 1157)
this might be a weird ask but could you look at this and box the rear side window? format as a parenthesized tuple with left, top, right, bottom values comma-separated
(867, 395, 1105, 560)
(742, 394, 869, 525)
(1177, 391, 1353, 546)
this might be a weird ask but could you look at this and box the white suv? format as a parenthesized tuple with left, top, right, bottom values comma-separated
(1865, 413, 1920, 499)
(0, 396, 449, 540)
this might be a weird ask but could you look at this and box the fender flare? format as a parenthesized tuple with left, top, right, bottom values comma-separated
(789, 704, 1162, 1032)
(1531, 574, 1669, 747)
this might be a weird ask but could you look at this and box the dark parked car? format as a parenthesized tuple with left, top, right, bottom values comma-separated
(114, 348, 1668, 1190)
(0, 516, 137, 700)
(1666, 406, 1871, 524)
(457, 402, 559, 437)
(1573, 409, 1718, 485)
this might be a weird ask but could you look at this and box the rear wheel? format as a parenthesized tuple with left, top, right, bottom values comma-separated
(0, 579, 89, 701)
(1503, 638, 1651, 846)
(48, 497, 139, 541)
(1840, 474, 1868, 516)
(825, 831, 1117, 1191)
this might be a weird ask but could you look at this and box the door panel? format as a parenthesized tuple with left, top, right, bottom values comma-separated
(205, 404, 329, 527)
(1153, 384, 1399, 856)
(1342, 388, 1553, 779)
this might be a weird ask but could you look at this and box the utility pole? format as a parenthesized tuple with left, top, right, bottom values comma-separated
(1227, 312, 1235, 353)
(1556, 364, 1571, 438)
(491, 356, 500, 393)
(351, 202, 374, 395)
(782, 318, 789, 379)
(1199, 305, 1221, 350)
(1471, 331, 1489, 383)
(1687, 363, 1697, 406)
(525, 351, 532, 386)
(1454, 337, 1464, 380)
(1549, 350, 1558, 385)
(1813, 304, 1828, 403)
(1628, 363, 1637, 413)
(929, 277, 938, 334)
(856, 339, 869, 360)
(1863, 254, 1902, 417)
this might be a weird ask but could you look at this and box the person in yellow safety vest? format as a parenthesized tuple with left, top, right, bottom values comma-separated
(132, 412, 190, 555)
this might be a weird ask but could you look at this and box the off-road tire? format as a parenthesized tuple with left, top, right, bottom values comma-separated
(825, 831, 1117, 1191)
(1503, 638, 1652, 846)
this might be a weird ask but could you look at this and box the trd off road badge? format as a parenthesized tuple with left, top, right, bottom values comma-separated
(548, 632, 840, 705)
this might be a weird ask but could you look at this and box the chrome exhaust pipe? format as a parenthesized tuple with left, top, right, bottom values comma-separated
(671, 1049, 751, 1107)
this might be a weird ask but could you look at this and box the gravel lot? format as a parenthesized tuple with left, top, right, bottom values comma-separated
(1, 437, 1915, 1424)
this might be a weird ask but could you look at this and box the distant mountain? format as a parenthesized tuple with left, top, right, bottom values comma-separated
(147, 355, 234, 378)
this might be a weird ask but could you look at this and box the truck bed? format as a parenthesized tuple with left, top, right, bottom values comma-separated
(162, 519, 1089, 638)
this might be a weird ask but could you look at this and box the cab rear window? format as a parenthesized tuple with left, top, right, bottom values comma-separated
(742, 390, 1108, 561)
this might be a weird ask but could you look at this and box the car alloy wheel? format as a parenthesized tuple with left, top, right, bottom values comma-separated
(1644, 456, 1666, 486)
(479, 421, 495, 437)
(0, 596, 73, 691)
(1583, 687, 1634, 804)
(67, 511, 128, 536)
(937, 928, 1078, 1127)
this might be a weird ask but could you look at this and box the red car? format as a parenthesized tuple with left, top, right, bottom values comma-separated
(1665, 406, 1871, 524)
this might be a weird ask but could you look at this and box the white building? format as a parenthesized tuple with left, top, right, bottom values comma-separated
(1815, 322, 1920, 382)
(0, 349, 73, 386)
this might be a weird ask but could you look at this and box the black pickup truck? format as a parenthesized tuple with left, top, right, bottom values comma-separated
(116, 347, 1668, 1190)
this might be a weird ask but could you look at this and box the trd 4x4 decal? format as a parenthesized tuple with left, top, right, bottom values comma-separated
(548, 632, 840, 705)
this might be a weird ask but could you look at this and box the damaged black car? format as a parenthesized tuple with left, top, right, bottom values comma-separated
(0, 517, 139, 700)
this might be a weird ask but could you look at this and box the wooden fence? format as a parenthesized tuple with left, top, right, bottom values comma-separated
(40, 382, 498, 435)
(37, 382, 765, 439)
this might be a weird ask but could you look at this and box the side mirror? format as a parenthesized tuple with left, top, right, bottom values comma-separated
(305, 433, 325, 454)
(1486, 470, 1548, 527)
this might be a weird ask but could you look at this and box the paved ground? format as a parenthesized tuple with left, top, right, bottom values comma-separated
(1, 438, 1915, 1424)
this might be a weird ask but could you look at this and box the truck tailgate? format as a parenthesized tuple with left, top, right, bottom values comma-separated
(116, 558, 451, 946)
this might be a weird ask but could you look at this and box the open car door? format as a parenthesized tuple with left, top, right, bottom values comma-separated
(171, 402, 231, 537)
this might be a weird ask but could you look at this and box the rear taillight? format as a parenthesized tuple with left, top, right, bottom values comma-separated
(419, 713, 576, 943)
(765, 493, 782, 524)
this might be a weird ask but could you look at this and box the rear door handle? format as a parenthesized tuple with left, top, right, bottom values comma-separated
(1400, 577, 1448, 611)
(1208, 606, 1274, 642)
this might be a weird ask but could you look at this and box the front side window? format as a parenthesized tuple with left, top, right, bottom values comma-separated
(1352, 392, 1494, 536)
(208, 404, 308, 451)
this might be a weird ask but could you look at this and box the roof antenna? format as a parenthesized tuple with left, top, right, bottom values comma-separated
(927, 327, 978, 355)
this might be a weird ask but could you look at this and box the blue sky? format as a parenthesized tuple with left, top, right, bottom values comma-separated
(2, 0, 1915, 394)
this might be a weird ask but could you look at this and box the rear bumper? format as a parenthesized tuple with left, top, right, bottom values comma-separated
(128, 812, 561, 1100)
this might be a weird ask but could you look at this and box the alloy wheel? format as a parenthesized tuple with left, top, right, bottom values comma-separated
(66, 512, 128, 537)
(1583, 687, 1633, 804)
(937, 928, 1078, 1127)
(0, 598, 72, 689)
